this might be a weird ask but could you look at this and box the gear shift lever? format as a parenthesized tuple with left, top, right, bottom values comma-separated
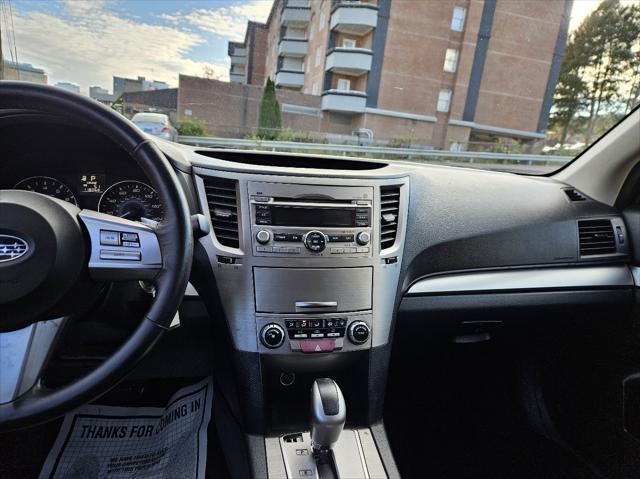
(310, 378, 346, 456)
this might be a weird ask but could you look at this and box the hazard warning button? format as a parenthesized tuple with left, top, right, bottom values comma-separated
(299, 339, 336, 354)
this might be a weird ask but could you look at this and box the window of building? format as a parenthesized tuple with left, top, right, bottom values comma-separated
(312, 82, 319, 95)
(283, 57, 303, 71)
(329, 113, 352, 125)
(315, 47, 322, 67)
(337, 78, 351, 91)
(319, 10, 325, 29)
(443, 48, 459, 73)
(342, 38, 357, 49)
(310, 22, 316, 40)
(287, 27, 306, 39)
(437, 89, 452, 112)
(451, 6, 466, 32)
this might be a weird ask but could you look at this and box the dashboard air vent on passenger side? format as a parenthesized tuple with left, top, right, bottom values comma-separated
(380, 185, 400, 250)
(564, 188, 587, 202)
(203, 177, 240, 248)
(578, 219, 616, 256)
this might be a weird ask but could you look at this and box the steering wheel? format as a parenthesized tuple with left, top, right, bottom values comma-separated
(0, 82, 193, 431)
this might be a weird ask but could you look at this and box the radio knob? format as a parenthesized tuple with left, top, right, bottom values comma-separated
(304, 230, 327, 252)
(347, 321, 370, 345)
(260, 323, 285, 349)
(256, 230, 271, 244)
(356, 231, 371, 245)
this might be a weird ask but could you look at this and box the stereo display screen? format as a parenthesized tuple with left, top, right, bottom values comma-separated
(271, 206, 355, 227)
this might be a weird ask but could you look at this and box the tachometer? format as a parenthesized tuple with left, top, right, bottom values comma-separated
(98, 180, 163, 222)
(14, 176, 78, 205)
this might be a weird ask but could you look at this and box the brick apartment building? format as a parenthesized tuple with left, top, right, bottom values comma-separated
(229, 21, 269, 86)
(226, 0, 572, 150)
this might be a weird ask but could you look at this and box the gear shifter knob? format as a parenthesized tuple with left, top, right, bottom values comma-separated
(310, 378, 346, 452)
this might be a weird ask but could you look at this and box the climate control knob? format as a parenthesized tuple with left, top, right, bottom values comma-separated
(347, 321, 370, 345)
(260, 323, 285, 349)
(256, 230, 271, 244)
(356, 231, 371, 245)
(304, 230, 327, 252)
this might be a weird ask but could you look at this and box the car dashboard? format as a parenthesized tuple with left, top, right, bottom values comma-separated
(1, 113, 636, 479)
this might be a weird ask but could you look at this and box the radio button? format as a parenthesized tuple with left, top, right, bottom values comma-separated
(256, 230, 271, 244)
(356, 247, 370, 253)
(328, 234, 341, 242)
(304, 231, 327, 252)
(331, 248, 344, 254)
(356, 231, 371, 245)
(344, 247, 356, 254)
(288, 233, 303, 242)
(339, 234, 354, 242)
(274, 233, 288, 241)
(256, 246, 272, 252)
(254, 196, 269, 203)
(255, 204, 270, 210)
(256, 218, 272, 225)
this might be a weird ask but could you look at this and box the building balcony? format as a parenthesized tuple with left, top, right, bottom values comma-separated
(230, 55, 246, 66)
(281, 5, 311, 26)
(275, 70, 305, 89)
(325, 48, 373, 76)
(278, 38, 308, 58)
(321, 89, 367, 113)
(230, 72, 245, 83)
(330, 2, 379, 35)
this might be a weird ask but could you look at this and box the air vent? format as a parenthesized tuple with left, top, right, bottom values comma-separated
(203, 177, 240, 248)
(564, 188, 587, 202)
(380, 185, 400, 250)
(578, 219, 616, 256)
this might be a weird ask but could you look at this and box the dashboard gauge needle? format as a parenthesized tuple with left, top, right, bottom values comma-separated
(120, 211, 131, 218)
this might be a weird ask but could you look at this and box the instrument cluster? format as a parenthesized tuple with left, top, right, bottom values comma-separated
(13, 175, 163, 222)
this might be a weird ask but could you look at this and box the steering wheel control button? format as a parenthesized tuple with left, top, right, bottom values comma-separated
(300, 339, 336, 354)
(121, 232, 140, 242)
(99, 250, 142, 261)
(256, 230, 271, 244)
(304, 230, 327, 252)
(356, 231, 371, 245)
(260, 323, 285, 349)
(347, 321, 370, 345)
(100, 230, 121, 246)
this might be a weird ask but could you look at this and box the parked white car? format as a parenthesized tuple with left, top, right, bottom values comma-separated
(131, 112, 177, 142)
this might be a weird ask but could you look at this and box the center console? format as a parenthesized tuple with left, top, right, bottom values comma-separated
(192, 161, 409, 478)
(194, 171, 409, 356)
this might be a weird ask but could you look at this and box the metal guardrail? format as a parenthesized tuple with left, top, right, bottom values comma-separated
(177, 136, 570, 165)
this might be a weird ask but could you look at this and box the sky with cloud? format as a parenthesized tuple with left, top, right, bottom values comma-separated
(0, 0, 629, 95)
(1, 0, 273, 93)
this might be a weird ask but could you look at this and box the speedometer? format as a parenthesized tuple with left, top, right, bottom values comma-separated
(98, 180, 163, 222)
(14, 176, 78, 205)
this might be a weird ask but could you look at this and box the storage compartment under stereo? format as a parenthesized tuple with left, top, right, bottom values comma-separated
(254, 267, 373, 313)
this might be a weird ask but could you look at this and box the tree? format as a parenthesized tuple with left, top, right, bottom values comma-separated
(550, 40, 587, 147)
(258, 78, 282, 139)
(202, 65, 221, 80)
(550, 0, 640, 146)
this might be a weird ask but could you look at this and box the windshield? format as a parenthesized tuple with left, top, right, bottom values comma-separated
(1, 0, 639, 174)
(132, 113, 166, 123)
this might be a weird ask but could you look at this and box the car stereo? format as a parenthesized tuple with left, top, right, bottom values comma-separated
(248, 181, 374, 258)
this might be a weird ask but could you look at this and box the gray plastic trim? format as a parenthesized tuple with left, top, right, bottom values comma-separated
(405, 265, 633, 296)
(0, 317, 66, 404)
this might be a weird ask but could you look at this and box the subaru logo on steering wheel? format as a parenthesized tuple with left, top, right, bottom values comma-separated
(0, 235, 30, 263)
